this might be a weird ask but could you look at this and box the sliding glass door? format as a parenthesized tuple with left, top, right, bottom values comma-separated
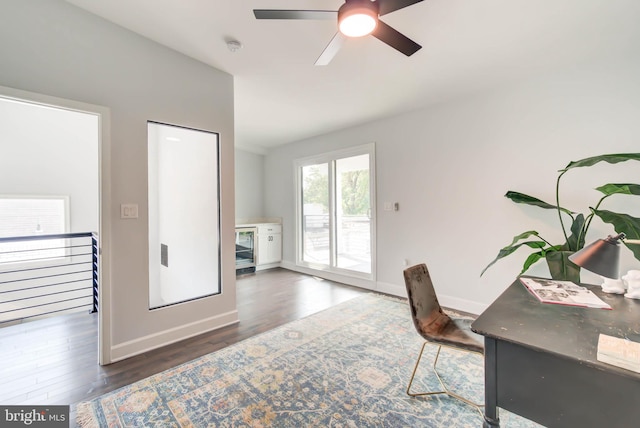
(301, 162, 330, 266)
(297, 145, 375, 278)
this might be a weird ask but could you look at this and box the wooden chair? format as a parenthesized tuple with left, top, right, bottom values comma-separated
(403, 263, 484, 413)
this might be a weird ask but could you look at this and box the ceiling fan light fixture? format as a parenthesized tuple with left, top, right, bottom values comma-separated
(338, 0, 379, 38)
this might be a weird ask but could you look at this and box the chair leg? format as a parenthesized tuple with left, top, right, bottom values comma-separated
(407, 342, 484, 417)
(406, 342, 446, 397)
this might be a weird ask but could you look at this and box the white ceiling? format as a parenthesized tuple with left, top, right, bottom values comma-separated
(64, 0, 640, 152)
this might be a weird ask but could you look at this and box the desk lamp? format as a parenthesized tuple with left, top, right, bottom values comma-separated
(569, 233, 640, 294)
(569, 233, 626, 279)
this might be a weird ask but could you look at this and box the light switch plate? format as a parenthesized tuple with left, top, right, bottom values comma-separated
(121, 203, 139, 219)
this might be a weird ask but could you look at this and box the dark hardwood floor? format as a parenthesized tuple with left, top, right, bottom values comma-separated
(0, 268, 369, 414)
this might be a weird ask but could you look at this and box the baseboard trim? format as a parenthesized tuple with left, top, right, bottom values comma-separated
(281, 261, 375, 290)
(373, 281, 402, 296)
(281, 263, 487, 316)
(256, 262, 281, 271)
(358, 280, 486, 315)
(110, 310, 239, 363)
(438, 295, 487, 316)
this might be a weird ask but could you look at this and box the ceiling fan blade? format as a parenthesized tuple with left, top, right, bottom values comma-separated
(254, 10, 337, 20)
(371, 20, 421, 56)
(377, 0, 424, 16)
(315, 32, 346, 66)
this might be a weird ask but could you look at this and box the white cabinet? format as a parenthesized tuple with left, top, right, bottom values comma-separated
(257, 224, 282, 267)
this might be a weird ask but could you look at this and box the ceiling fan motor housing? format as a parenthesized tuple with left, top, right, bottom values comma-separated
(338, 0, 380, 37)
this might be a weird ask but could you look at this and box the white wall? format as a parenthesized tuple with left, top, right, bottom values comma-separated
(264, 59, 640, 314)
(0, 98, 98, 233)
(234, 149, 265, 221)
(0, 0, 237, 362)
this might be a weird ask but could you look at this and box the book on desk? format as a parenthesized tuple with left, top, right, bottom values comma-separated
(519, 277, 611, 309)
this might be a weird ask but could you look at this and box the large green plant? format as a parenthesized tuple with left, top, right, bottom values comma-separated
(481, 153, 640, 280)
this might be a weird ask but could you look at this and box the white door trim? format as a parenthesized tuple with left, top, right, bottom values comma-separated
(0, 85, 112, 365)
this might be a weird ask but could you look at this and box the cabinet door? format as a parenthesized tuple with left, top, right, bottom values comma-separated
(258, 233, 282, 265)
(267, 233, 282, 264)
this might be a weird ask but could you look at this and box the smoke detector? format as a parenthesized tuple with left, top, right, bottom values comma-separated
(226, 40, 242, 52)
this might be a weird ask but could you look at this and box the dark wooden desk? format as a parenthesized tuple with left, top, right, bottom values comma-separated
(471, 277, 640, 428)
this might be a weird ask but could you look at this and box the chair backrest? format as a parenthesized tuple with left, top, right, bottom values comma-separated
(403, 263, 452, 340)
(404, 263, 484, 352)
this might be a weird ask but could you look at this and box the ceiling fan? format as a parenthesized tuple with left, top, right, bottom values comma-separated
(254, 0, 424, 65)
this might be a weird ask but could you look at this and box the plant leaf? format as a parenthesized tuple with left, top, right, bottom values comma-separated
(505, 191, 573, 215)
(593, 209, 640, 261)
(520, 251, 545, 274)
(596, 183, 640, 196)
(481, 231, 547, 276)
(561, 153, 640, 172)
(563, 214, 585, 252)
(506, 230, 542, 245)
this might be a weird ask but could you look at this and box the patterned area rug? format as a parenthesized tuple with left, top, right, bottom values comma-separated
(77, 294, 540, 427)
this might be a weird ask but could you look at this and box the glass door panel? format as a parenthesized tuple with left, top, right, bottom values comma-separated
(335, 154, 371, 273)
(301, 163, 330, 266)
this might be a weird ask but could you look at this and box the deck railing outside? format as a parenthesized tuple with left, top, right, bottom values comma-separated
(302, 214, 371, 272)
(0, 232, 98, 325)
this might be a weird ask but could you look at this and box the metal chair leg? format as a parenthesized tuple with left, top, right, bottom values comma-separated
(407, 342, 447, 397)
(407, 341, 484, 417)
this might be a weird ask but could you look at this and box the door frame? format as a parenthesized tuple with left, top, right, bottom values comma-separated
(294, 143, 377, 281)
(0, 85, 112, 365)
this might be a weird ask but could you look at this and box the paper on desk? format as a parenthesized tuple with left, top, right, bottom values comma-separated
(597, 334, 640, 374)
(519, 277, 611, 309)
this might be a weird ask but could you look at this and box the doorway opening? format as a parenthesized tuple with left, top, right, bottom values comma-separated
(0, 87, 107, 363)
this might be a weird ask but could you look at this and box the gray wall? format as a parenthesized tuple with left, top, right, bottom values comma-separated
(263, 60, 640, 314)
(235, 148, 265, 221)
(0, 0, 237, 362)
